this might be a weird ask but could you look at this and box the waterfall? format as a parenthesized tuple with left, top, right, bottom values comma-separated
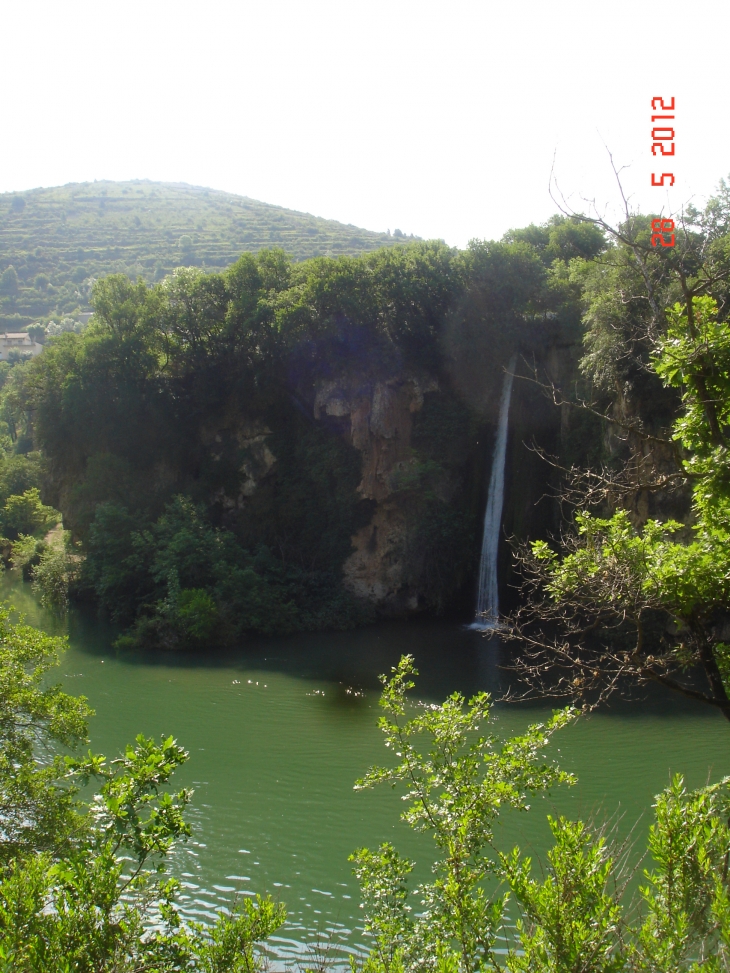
(470, 357, 516, 631)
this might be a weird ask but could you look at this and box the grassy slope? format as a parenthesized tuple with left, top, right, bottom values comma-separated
(0, 180, 418, 327)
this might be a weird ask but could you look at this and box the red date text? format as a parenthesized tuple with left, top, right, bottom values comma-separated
(651, 98, 675, 246)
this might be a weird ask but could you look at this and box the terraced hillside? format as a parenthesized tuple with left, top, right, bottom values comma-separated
(0, 180, 418, 329)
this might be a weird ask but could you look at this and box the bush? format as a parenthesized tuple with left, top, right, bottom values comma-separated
(0, 455, 43, 506)
(1, 488, 58, 540)
(93, 494, 373, 649)
(352, 656, 730, 972)
(0, 607, 285, 971)
(0, 266, 19, 297)
(31, 533, 82, 610)
(9, 533, 45, 579)
(176, 587, 219, 641)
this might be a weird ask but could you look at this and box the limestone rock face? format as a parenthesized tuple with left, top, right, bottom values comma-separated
(202, 418, 276, 509)
(314, 374, 437, 610)
(235, 425, 277, 499)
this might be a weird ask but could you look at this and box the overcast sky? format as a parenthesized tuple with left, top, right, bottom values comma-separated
(2, 0, 726, 248)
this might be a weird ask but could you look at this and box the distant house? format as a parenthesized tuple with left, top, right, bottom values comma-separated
(0, 333, 44, 361)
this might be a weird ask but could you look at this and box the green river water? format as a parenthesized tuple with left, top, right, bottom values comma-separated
(8, 575, 730, 967)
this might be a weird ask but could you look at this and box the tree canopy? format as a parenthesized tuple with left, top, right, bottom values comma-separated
(505, 180, 730, 720)
(0, 179, 418, 331)
(4, 229, 583, 644)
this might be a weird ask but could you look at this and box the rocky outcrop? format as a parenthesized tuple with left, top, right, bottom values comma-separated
(314, 375, 437, 609)
(202, 418, 277, 509)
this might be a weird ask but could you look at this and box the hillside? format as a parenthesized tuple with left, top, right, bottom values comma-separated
(0, 180, 418, 329)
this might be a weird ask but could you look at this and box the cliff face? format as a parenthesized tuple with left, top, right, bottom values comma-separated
(56, 344, 566, 624)
(201, 418, 277, 507)
(28, 233, 617, 639)
(205, 363, 564, 617)
(193, 367, 487, 617)
(48, 349, 566, 623)
(314, 375, 438, 610)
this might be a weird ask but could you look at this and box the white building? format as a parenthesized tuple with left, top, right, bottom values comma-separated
(0, 333, 44, 361)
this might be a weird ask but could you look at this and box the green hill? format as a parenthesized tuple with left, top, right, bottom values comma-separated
(0, 180, 418, 329)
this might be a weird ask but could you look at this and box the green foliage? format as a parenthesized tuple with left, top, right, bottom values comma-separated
(632, 775, 730, 970)
(0, 608, 285, 970)
(504, 215, 607, 265)
(242, 410, 369, 572)
(0, 360, 36, 447)
(0, 455, 43, 504)
(12, 202, 588, 634)
(95, 493, 373, 648)
(577, 233, 666, 403)
(441, 237, 570, 422)
(31, 532, 82, 610)
(0, 607, 91, 864)
(401, 392, 484, 610)
(403, 498, 479, 612)
(1, 487, 58, 540)
(351, 656, 576, 972)
(535, 509, 730, 623)
(175, 587, 220, 641)
(461, 240, 547, 326)
(525, 294, 730, 713)
(21, 240, 490, 635)
(655, 296, 730, 516)
(353, 657, 730, 973)
(9, 534, 45, 579)
(273, 240, 462, 375)
(411, 392, 479, 469)
(0, 179, 413, 325)
(84, 503, 153, 622)
(0, 266, 19, 297)
(189, 895, 287, 973)
(502, 817, 622, 973)
(509, 180, 730, 715)
(503, 777, 730, 971)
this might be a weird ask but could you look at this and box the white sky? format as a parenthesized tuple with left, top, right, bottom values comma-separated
(2, 0, 727, 248)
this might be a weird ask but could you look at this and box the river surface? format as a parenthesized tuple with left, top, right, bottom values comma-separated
(8, 576, 730, 967)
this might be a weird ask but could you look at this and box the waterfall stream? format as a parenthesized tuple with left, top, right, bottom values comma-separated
(470, 357, 516, 631)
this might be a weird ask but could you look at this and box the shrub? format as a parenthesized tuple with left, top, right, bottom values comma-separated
(9, 533, 45, 579)
(352, 656, 730, 972)
(0, 606, 285, 970)
(31, 534, 82, 610)
(1, 488, 58, 540)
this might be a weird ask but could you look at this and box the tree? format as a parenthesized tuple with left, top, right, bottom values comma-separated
(26, 323, 45, 343)
(502, 177, 730, 720)
(1, 487, 58, 540)
(30, 531, 83, 611)
(350, 655, 576, 972)
(352, 656, 730, 973)
(0, 266, 19, 298)
(0, 606, 285, 970)
(0, 608, 90, 864)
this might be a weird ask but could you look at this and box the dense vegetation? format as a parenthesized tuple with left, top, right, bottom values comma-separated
(351, 657, 730, 972)
(0, 224, 603, 646)
(504, 181, 730, 721)
(3, 178, 730, 710)
(0, 180, 418, 332)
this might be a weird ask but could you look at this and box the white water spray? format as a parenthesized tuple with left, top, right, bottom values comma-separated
(470, 357, 516, 631)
